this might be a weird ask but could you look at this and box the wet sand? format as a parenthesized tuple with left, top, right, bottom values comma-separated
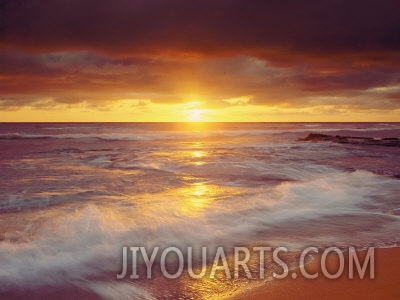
(232, 247, 400, 300)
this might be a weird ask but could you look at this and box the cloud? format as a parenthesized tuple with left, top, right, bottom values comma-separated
(1, 51, 400, 111)
(1, 0, 399, 60)
(0, 1, 399, 115)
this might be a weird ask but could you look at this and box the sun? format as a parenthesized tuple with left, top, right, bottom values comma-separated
(188, 109, 202, 121)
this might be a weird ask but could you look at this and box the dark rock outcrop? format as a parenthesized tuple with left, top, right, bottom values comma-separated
(300, 133, 400, 147)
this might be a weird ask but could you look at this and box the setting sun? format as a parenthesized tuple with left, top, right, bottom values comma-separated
(188, 109, 202, 121)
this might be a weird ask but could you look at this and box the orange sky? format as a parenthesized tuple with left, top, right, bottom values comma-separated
(0, 0, 399, 122)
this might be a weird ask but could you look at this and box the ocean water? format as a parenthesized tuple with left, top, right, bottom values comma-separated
(0, 122, 399, 299)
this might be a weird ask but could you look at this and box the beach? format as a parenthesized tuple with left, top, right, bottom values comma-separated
(233, 247, 400, 300)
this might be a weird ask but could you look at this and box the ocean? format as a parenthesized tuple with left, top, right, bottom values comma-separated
(0, 122, 399, 299)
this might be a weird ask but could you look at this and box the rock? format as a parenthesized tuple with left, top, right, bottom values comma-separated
(300, 133, 332, 141)
(299, 133, 400, 147)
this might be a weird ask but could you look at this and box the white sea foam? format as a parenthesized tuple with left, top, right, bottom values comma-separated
(0, 170, 399, 290)
(77, 281, 156, 300)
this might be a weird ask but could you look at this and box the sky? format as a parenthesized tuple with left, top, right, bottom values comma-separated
(0, 0, 399, 122)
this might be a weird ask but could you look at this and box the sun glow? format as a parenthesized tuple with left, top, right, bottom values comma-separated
(188, 109, 203, 121)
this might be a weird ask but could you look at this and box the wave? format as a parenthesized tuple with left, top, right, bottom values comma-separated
(0, 170, 399, 291)
(1, 125, 400, 142)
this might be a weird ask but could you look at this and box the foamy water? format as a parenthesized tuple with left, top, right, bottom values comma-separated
(0, 123, 399, 299)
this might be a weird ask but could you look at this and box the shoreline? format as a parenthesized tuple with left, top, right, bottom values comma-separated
(231, 247, 400, 300)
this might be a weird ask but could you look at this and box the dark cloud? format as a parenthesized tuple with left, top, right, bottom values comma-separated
(0, 51, 182, 95)
(293, 67, 400, 92)
(386, 92, 400, 99)
(1, 0, 399, 60)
